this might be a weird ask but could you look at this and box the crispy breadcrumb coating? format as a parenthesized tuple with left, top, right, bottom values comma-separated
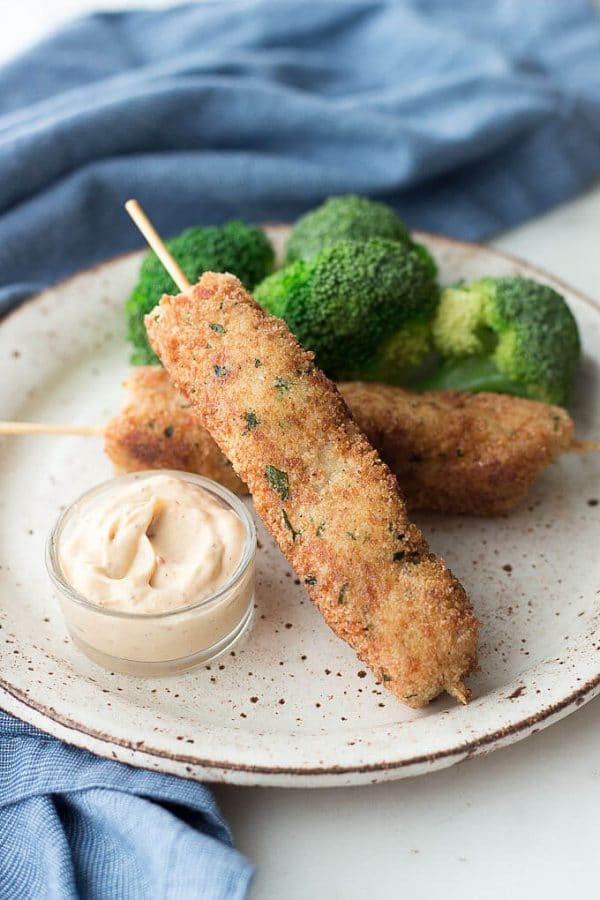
(340, 382, 574, 516)
(105, 366, 246, 494)
(106, 368, 574, 516)
(145, 273, 479, 707)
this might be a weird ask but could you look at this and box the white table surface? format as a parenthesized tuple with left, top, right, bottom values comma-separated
(2, 3, 599, 898)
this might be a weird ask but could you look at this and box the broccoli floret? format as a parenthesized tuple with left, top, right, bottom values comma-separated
(284, 195, 436, 276)
(423, 276, 581, 405)
(255, 239, 439, 382)
(127, 221, 274, 364)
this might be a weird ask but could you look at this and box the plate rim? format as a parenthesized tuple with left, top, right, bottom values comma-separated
(1, 226, 599, 784)
(4, 227, 600, 327)
(1, 664, 599, 778)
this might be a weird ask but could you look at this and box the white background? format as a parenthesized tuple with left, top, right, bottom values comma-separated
(1, 2, 599, 898)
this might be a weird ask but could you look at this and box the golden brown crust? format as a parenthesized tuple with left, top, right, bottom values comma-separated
(104, 366, 247, 494)
(106, 368, 574, 517)
(340, 382, 574, 516)
(145, 273, 479, 708)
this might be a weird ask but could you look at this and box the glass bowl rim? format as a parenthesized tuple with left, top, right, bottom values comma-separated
(46, 469, 256, 620)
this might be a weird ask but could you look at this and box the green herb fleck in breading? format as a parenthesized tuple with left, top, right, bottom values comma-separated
(282, 509, 301, 541)
(265, 465, 290, 500)
(337, 583, 348, 604)
(273, 375, 292, 395)
(244, 411, 259, 432)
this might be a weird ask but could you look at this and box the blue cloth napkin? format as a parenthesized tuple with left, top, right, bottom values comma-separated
(0, 0, 599, 316)
(0, 712, 253, 899)
(2, 1, 600, 897)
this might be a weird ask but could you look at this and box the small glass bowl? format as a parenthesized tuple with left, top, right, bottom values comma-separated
(46, 470, 256, 676)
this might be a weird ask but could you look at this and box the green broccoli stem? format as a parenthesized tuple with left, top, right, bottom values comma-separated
(416, 356, 528, 396)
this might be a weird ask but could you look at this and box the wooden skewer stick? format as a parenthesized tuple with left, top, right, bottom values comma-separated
(125, 199, 191, 292)
(4, 201, 600, 451)
(0, 422, 104, 436)
(0, 418, 598, 452)
(570, 438, 600, 453)
(0, 201, 192, 440)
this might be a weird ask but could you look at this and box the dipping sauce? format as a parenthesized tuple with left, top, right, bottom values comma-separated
(59, 474, 246, 614)
(47, 471, 256, 675)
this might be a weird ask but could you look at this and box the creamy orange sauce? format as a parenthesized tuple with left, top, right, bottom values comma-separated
(59, 474, 245, 614)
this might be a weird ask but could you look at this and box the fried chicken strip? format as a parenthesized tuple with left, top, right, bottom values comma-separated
(105, 365, 247, 495)
(145, 273, 478, 707)
(341, 382, 575, 516)
(105, 368, 574, 516)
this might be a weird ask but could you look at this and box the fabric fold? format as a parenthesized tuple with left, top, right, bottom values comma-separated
(2, 2, 600, 896)
(0, 712, 253, 900)
(0, 0, 599, 315)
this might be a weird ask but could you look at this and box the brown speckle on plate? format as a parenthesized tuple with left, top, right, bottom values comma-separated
(0, 229, 598, 787)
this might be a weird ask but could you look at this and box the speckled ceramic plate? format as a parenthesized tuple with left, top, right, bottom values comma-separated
(0, 227, 599, 787)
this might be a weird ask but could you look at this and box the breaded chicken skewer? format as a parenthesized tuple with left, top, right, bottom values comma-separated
(145, 270, 479, 707)
(340, 383, 582, 516)
(2, 370, 585, 519)
(105, 366, 247, 494)
(104, 367, 584, 516)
